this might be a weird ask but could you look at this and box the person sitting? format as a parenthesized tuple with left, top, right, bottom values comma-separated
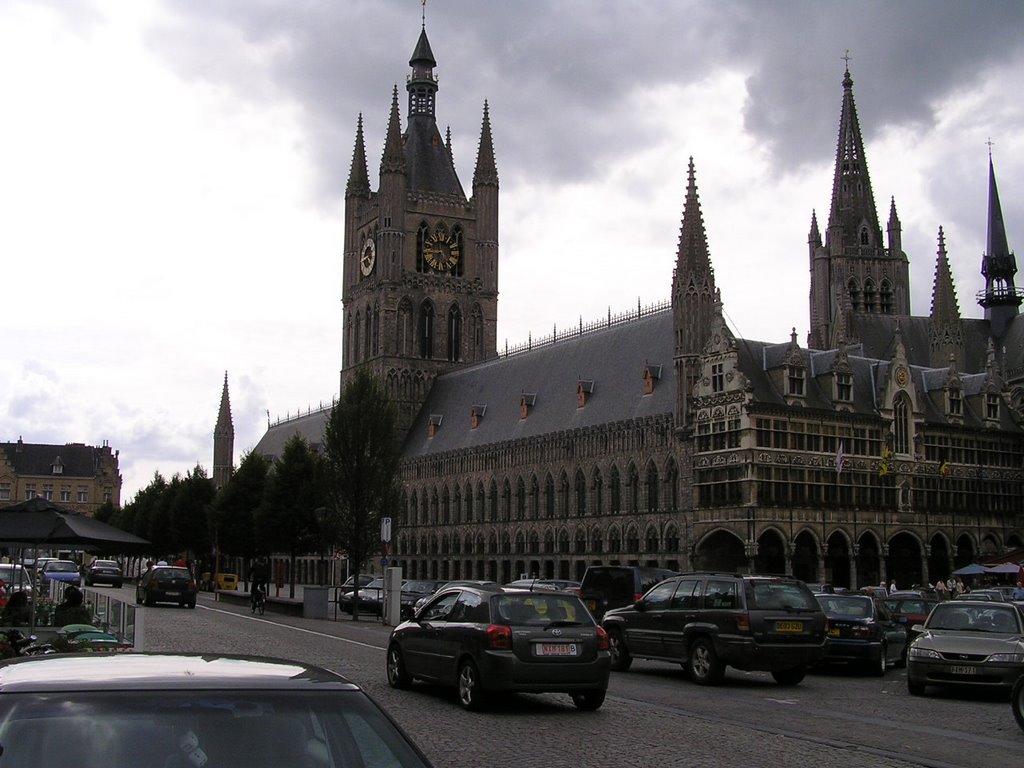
(53, 585, 93, 626)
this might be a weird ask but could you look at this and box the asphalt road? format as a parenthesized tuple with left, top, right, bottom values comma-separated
(119, 586, 1024, 768)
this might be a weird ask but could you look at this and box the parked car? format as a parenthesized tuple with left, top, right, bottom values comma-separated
(953, 589, 1007, 602)
(0, 652, 434, 768)
(815, 593, 906, 675)
(135, 565, 197, 608)
(84, 559, 124, 587)
(883, 595, 939, 656)
(805, 582, 835, 594)
(38, 559, 82, 588)
(602, 572, 826, 685)
(387, 585, 609, 711)
(1013, 673, 1024, 732)
(907, 600, 1024, 696)
(338, 578, 386, 615)
(0, 564, 33, 596)
(579, 565, 678, 621)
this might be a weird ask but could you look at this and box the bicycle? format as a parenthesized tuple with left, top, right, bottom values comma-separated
(251, 584, 266, 616)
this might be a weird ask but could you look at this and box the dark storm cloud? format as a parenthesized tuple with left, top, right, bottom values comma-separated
(142, 0, 1021, 205)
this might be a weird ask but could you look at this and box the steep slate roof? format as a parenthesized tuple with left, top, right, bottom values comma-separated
(404, 120, 466, 199)
(0, 442, 105, 477)
(402, 311, 675, 459)
(252, 409, 330, 464)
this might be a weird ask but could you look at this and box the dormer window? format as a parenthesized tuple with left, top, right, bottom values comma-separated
(836, 372, 853, 402)
(470, 405, 487, 430)
(428, 414, 443, 439)
(986, 393, 1000, 421)
(520, 393, 536, 420)
(948, 388, 962, 417)
(577, 380, 594, 408)
(51, 456, 64, 475)
(787, 366, 805, 397)
(643, 365, 662, 395)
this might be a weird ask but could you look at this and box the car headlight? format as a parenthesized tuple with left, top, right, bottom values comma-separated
(908, 646, 941, 659)
(986, 653, 1024, 663)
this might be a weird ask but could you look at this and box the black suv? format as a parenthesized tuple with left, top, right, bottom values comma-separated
(579, 565, 678, 621)
(602, 572, 826, 685)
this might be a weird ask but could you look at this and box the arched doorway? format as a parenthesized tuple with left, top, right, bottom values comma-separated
(756, 529, 787, 575)
(825, 531, 852, 589)
(954, 534, 976, 569)
(886, 531, 923, 590)
(791, 530, 820, 582)
(928, 534, 951, 584)
(694, 530, 745, 572)
(856, 532, 883, 589)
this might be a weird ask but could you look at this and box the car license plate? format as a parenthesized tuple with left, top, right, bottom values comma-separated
(949, 665, 977, 675)
(585, 600, 597, 611)
(828, 627, 840, 637)
(776, 621, 804, 633)
(536, 643, 577, 657)
(165, 591, 179, 597)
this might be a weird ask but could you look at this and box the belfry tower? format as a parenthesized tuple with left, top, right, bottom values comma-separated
(341, 19, 499, 432)
(977, 154, 1020, 339)
(809, 64, 910, 349)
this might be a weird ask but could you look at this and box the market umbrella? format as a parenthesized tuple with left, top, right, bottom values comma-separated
(0, 497, 149, 551)
(951, 563, 987, 576)
(984, 562, 1023, 574)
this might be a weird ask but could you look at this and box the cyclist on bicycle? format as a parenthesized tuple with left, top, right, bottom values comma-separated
(249, 557, 270, 610)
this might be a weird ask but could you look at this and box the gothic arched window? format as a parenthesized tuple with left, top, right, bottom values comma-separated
(416, 222, 429, 273)
(397, 299, 413, 356)
(575, 470, 587, 516)
(894, 393, 912, 455)
(848, 278, 860, 312)
(419, 301, 434, 359)
(470, 304, 484, 361)
(447, 304, 462, 362)
(610, 466, 622, 514)
(879, 280, 893, 314)
(452, 225, 465, 278)
(863, 280, 876, 313)
(646, 461, 660, 513)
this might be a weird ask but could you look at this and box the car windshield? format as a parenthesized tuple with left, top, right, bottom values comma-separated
(0, 690, 429, 768)
(494, 594, 592, 627)
(402, 581, 438, 594)
(885, 599, 935, 614)
(926, 604, 1022, 633)
(45, 562, 78, 573)
(0, 566, 31, 587)
(746, 582, 818, 611)
(816, 595, 872, 618)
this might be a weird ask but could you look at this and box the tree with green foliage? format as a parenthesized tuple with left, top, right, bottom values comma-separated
(256, 435, 325, 597)
(212, 451, 269, 583)
(168, 465, 216, 562)
(322, 368, 401, 620)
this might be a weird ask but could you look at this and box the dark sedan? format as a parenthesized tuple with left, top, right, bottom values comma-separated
(907, 600, 1024, 696)
(0, 653, 433, 768)
(816, 594, 907, 675)
(386, 585, 610, 711)
(398, 580, 446, 619)
(135, 566, 197, 608)
(883, 596, 939, 656)
(84, 559, 124, 587)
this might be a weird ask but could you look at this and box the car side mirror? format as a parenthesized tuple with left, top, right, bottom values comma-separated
(911, 623, 925, 633)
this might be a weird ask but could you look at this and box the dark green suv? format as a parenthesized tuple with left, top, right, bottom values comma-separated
(602, 572, 826, 685)
(579, 565, 678, 622)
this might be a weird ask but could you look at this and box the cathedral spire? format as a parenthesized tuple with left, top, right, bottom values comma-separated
(978, 152, 1020, 335)
(930, 227, 961, 322)
(407, 26, 437, 120)
(826, 62, 881, 249)
(346, 113, 370, 197)
(213, 372, 234, 490)
(380, 86, 405, 175)
(674, 157, 713, 277)
(473, 100, 498, 187)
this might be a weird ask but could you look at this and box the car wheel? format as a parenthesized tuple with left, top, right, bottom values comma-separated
(688, 638, 724, 685)
(386, 644, 412, 689)
(868, 644, 887, 677)
(84, 578, 92, 587)
(907, 679, 926, 696)
(571, 690, 606, 711)
(144, 595, 156, 607)
(771, 666, 806, 686)
(607, 628, 632, 672)
(188, 601, 196, 609)
(1011, 675, 1024, 733)
(457, 659, 487, 711)
(114, 581, 123, 589)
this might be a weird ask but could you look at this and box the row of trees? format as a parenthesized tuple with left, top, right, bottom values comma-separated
(99, 370, 401, 595)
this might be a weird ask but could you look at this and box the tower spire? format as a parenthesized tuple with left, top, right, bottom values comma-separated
(346, 113, 370, 197)
(826, 61, 880, 246)
(213, 372, 234, 490)
(380, 86, 405, 175)
(473, 100, 498, 187)
(978, 152, 1020, 337)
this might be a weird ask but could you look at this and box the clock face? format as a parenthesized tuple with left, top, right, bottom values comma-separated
(424, 228, 460, 271)
(360, 238, 376, 276)
(895, 366, 909, 387)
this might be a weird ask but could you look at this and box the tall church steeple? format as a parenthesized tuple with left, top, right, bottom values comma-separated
(673, 157, 717, 430)
(340, 14, 498, 433)
(809, 62, 910, 349)
(213, 372, 234, 490)
(978, 153, 1020, 338)
(928, 227, 964, 368)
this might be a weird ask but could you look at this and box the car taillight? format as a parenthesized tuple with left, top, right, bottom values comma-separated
(850, 625, 873, 639)
(189, 580, 197, 591)
(595, 626, 609, 651)
(486, 624, 512, 650)
(633, 593, 643, 603)
(735, 614, 750, 633)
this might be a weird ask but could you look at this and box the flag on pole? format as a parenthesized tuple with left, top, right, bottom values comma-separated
(835, 441, 846, 474)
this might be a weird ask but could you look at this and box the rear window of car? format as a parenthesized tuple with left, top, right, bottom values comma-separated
(746, 581, 818, 611)
(93, 561, 120, 568)
(582, 568, 636, 600)
(494, 594, 592, 626)
(156, 568, 192, 579)
(886, 599, 934, 614)
(817, 595, 872, 617)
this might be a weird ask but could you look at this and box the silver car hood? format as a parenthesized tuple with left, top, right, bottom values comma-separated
(915, 630, 1024, 653)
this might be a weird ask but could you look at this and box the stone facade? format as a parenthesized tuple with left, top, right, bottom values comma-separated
(0, 438, 122, 514)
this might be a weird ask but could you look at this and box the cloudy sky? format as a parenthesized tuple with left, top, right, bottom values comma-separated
(2, 0, 1022, 502)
